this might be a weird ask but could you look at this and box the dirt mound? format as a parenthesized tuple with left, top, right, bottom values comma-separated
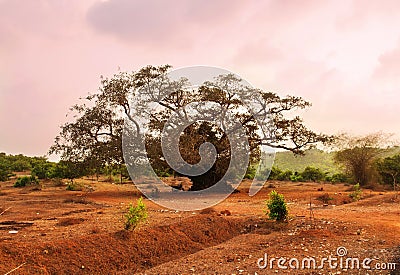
(162, 177, 193, 191)
(353, 193, 400, 206)
(0, 215, 248, 274)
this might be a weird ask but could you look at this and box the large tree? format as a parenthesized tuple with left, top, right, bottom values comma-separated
(51, 65, 331, 190)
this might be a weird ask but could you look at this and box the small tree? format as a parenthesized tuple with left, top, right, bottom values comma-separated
(376, 154, 400, 192)
(124, 197, 148, 230)
(349, 183, 362, 201)
(266, 190, 288, 221)
(334, 133, 390, 186)
(31, 159, 55, 179)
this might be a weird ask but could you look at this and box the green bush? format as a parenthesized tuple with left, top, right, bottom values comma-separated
(14, 176, 39, 187)
(349, 183, 362, 201)
(244, 165, 257, 179)
(11, 159, 31, 172)
(267, 167, 282, 180)
(290, 171, 304, 182)
(66, 182, 83, 191)
(0, 167, 12, 181)
(277, 170, 293, 181)
(124, 197, 148, 230)
(327, 173, 349, 183)
(301, 166, 326, 182)
(266, 190, 288, 221)
(0, 156, 12, 181)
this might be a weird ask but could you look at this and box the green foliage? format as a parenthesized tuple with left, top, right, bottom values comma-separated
(289, 171, 304, 182)
(0, 169, 12, 181)
(66, 182, 83, 191)
(54, 161, 88, 181)
(124, 197, 148, 230)
(274, 149, 341, 175)
(326, 173, 349, 183)
(301, 166, 326, 182)
(266, 190, 288, 221)
(349, 183, 362, 201)
(51, 66, 331, 192)
(10, 158, 31, 172)
(154, 169, 172, 178)
(272, 169, 293, 181)
(0, 153, 60, 181)
(244, 165, 257, 179)
(260, 167, 281, 180)
(0, 153, 13, 181)
(376, 154, 400, 190)
(14, 175, 39, 188)
(31, 158, 55, 179)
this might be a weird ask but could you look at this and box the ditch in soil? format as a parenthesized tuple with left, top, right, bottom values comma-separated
(0, 214, 267, 274)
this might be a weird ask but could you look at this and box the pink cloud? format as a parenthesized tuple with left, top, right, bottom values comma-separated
(1, 0, 400, 157)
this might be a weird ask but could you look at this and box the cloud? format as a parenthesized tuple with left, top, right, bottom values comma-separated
(1, 0, 400, 156)
(86, 0, 244, 44)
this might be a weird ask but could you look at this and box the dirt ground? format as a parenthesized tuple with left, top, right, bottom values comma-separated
(0, 177, 399, 274)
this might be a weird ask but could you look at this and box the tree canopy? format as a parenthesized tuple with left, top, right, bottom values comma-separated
(50, 65, 331, 191)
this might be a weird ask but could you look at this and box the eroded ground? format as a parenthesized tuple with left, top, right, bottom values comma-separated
(0, 178, 399, 274)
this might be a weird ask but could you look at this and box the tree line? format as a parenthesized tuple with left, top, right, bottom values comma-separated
(1, 146, 399, 191)
(0, 153, 128, 184)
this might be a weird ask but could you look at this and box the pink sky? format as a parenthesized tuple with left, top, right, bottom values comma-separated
(0, 0, 399, 158)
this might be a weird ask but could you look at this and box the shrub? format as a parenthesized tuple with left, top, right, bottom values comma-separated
(301, 166, 326, 182)
(328, 173, 349, 183)
(267, 167, 282, 180)
(277, 170, 293, 181)
(11, 159, 31, 172)
(316, 193, 333, 205)
(266, 190, 288, 221)
(0, 168, 12, 181)
(124, 197, 148, 230)
(31, 159, 55, 179)
(66, 182, 83, 191)
(349, 183, 362, 201)
(14, 175, 39, 188)
(244, 165, 257, 179)
(0, 159, 12, 181)
(290, 172, 304, 182)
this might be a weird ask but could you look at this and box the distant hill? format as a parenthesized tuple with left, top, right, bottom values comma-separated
(273, 149, 341, 174)
(382, 146, 400, 158)
(273, 147, 400, 175)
